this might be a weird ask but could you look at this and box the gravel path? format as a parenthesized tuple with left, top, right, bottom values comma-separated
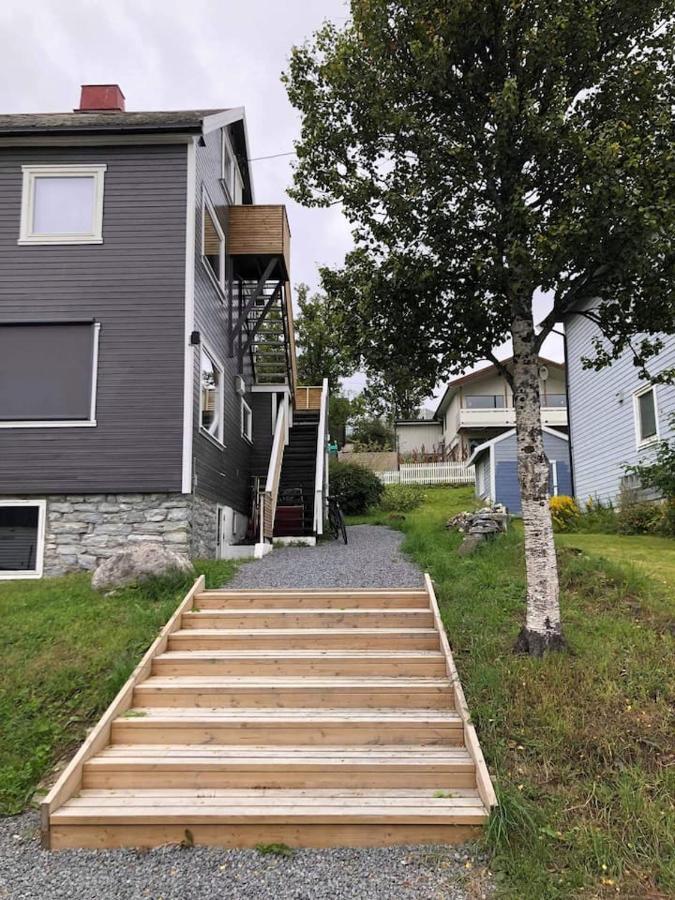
(0, 525, 494, 899)
(228, 525, 424, 589)
(1, 811, 492, 900)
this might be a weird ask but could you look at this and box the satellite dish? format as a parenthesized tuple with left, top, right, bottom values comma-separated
(539, 365, 549, 381)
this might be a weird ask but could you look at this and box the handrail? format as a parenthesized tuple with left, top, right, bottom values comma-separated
(313, 378, 329, 535)
(259, 395, 288, 542)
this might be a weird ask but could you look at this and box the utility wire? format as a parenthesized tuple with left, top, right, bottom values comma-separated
(247, 150, 296, 162)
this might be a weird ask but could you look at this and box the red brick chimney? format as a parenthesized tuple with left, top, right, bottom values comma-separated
(76, 84, 126, 113)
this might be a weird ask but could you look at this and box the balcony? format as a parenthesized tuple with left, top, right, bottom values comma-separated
(457, 406, 568, 429)
(227, 204, 291, 280)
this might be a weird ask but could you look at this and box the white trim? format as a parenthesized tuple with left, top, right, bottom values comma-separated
(632, 384, 660, 449)
(19, 164, 106, 245)
(489, 443, 496, 503)
(466, 425, 569, 467)
(199, 340, 225, 446)
(181, 138, 197, 493)
(251, 384, 292, 394)
(550, 459, 559, 496)
(202, 107, 246, 135)
(240, 396, 253, 443)
(0, 499, 46, 580)
(271, 392, 278, 433)
(200, 187, 226, 296)
(0, 321, 100, 429)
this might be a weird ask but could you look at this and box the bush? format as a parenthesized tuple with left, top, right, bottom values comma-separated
(617, 499, 662, 535)
(657, 498, 675, 536)
(549, 495, 580, 531)
(380, 483, 426, 512)
(329, 460, 384, 514)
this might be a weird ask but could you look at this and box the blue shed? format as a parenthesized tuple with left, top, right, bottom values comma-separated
(467, 427, 572, 515)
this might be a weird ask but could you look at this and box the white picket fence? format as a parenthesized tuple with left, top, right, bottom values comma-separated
(376, 463, 475, 486)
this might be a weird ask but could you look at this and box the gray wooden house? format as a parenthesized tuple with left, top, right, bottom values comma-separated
(0, 84, 328, 579)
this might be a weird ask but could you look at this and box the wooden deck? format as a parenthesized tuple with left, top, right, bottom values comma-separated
(42, 578, 496, 849)
(228, 204, 291, 278)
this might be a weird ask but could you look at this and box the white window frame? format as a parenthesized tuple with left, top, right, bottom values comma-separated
(199, 342, 225, 446)
(201, 189, 226, 295)
(19, 164, 106, 245)
(221, 129, 243, 204)
(0, 499, 46, 580)
(241, 396, 253, 443)
(633, 384, 660, 448)
(0, 322, 100, 429)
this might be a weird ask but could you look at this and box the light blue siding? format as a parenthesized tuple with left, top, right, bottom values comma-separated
(566, 311, 675, 504)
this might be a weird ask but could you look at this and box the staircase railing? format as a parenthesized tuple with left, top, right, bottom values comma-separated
(257, 395, 288, 549)
(313, 378, 329, 536)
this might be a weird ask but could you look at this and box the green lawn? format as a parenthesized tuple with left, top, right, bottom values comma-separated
(0, 559, 235, 816)
(351, 486, 674, 898)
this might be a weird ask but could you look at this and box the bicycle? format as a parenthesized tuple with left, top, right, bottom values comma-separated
(327, 495, 348, 545)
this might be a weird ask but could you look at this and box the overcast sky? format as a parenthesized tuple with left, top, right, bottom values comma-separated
(0, 0, 562, 404)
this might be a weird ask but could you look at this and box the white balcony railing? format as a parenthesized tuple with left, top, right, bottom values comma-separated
(457, 406, 567, 429)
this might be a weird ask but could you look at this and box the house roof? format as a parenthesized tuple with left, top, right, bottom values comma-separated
(466, 425, 569, 467)
(395, 419, 442, 427)
(434, 355, 565, 418)
(0, 108, 239, 136)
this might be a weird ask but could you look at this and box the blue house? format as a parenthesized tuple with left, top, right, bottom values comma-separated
(565, 310, 675, 505)
(467, 427, 572, 515)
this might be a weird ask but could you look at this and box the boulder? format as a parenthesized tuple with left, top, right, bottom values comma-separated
(92, 542, 194, 592)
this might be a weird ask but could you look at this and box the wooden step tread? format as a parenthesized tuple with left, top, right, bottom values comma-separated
(77, 787, 480, 798)
(195, 591, 429, 610)
(185, 608, 431, 617)
(118, 708, 460, 722)
(156, 650, 444, 660)
(137, 676, 451, 688)
(92, 744, 473, 762)
(172, 628, 439, 637)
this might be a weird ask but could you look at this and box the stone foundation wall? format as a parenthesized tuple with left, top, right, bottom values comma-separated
(191, 493, 219, 559)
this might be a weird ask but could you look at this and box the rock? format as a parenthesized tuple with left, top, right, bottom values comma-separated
(92, 542, 194, 592)
(457, 533, 485, 556)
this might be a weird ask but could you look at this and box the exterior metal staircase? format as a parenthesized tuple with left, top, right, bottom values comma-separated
(274, 411, 320, 537)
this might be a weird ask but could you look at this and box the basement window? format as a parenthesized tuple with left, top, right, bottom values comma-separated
(0, 500, 46, 579)
(0, 322, 100, 427)
(19, 164, 106, 244)
(200, 345, 224, 444)
(202, 192, 225, 291)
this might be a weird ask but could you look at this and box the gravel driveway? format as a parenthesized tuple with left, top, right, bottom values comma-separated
(228, 524, 424, 589)
(0, 525, 494, 900)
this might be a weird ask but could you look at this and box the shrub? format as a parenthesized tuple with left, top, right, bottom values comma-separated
(379, 483, 426, 512)
(549, 495, 580, 531)
(657, 498, 675, 536)
(329, 460, 384, 514)
(617, 499, 662, 534)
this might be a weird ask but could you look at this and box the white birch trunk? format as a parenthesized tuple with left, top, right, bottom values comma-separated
(511, 313, 565, 655)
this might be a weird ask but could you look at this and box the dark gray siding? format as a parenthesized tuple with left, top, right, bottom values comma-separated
(0, 144, 187, 494)
(250, 392, 275, 479)
(191, 127, 254, 514)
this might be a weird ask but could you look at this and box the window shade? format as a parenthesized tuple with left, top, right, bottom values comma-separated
(203, 207, 222, 256)
(0, 323, 95, 421)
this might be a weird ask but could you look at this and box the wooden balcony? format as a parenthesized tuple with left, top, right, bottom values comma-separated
(227, 205, 291, 280)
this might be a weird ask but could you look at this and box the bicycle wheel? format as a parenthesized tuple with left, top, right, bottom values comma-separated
(327, 503, 339, 540)
(334, 502, 348, 544)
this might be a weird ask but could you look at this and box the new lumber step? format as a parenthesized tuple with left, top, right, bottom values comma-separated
(50, 788, 488, 849)
(111, 708, 463, 746)
(194, 590, 430, 609)
(181, 608, 434, 629)
(168, 628, 441, 651)
(133, 676, 455, 709)
(82, 745, 478, 790)
(151, 650, 447, 678)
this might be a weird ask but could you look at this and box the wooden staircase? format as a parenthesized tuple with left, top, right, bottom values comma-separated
(42, 576, 496, 849)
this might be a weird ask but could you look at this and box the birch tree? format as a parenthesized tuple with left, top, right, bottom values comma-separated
(284, 0, 674, 654)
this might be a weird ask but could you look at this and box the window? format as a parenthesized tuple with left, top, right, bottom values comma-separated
(241, 397, 253, 442)
(0, 500, 46, 579)
(19, 164, 106, 244)
(634, 386, 658, 445)
(465, 395, 505, 409)
(200, 345, 223, 444)
(544, 393, 567, 408)
(0, 322, 100, 427)
(221, 129, 243, 204)
(202, 193, 225, 290)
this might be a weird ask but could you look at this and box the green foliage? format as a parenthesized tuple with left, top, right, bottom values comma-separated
(548, 495, 580, 532)
(255, 842, 295, 857)
(363, 486, 674, 896)
(379, 483, 426, 512)
(329, 393, 363, 448)
(329, 459, 384, 513)
(294, 283, 355, 393)
(617, 495, 662, 535)
(350, 415, 395, 450)
(0, 560, 236, 814)
(362, 365, 432, 421)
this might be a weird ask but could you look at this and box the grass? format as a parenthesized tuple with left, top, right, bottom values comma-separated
(0, 559, 235, 816)
(350, 486, 674, 898)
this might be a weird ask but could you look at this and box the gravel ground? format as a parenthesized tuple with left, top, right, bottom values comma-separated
(228, 525, 424, 589)
(0, 812, 492, 900)
(0, 525, 494, 899)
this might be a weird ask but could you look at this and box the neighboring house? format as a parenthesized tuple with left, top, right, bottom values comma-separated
(395, 419, 445, 458)
(433, 357, 568, 461)
(565, 309, 675, 505)
(0, 84, 327, 579)
(468, 427, 572, 515)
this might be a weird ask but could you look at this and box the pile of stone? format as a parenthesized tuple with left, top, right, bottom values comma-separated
(446, 504, 509, 556)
